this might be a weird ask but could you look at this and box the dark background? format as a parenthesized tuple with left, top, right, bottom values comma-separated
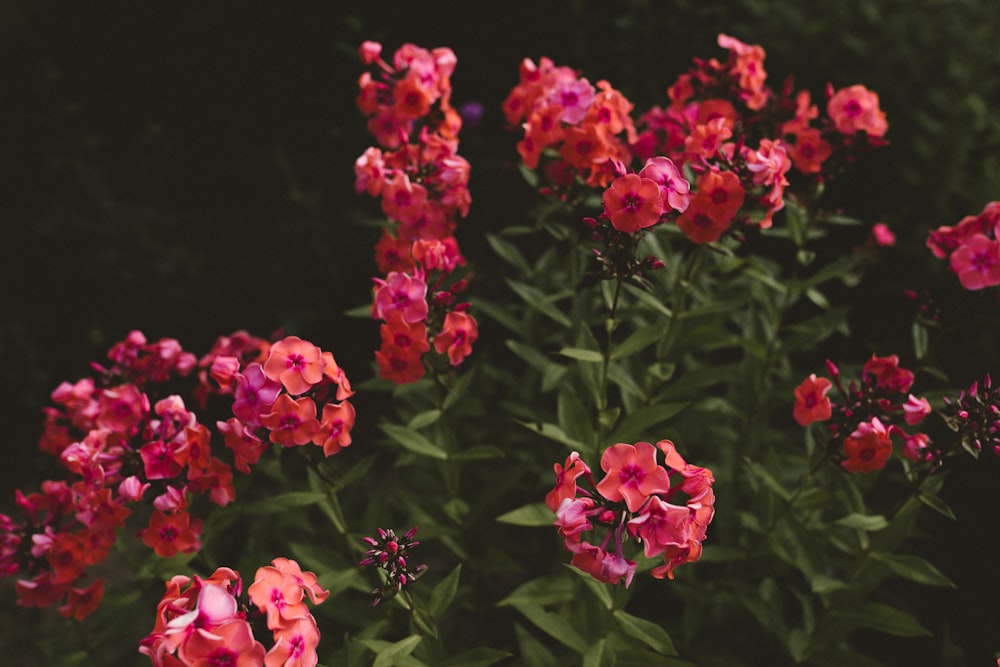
(1, 0, 998, 663)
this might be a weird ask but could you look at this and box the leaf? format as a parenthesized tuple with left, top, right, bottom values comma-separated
(244, 492, 326, 515)
(506, 340, 560, 374)
(608, 363, 646, 400)
(514, 419, 587, 451)
(563, 564, 613, 609)
(365, 635, 424, 667)
(407, 409, 442, 430)
(917, 491, 956, 519)
(611, 402, 690, 442)
(558, 346, 604, 363)
(622, 283, 673, 317)
(611, 323, 664, 360)
(451, 445, 505, 461)
(835, 513, 889, 532)
(834, 602, 931, 637)
(868, 552, 955, 587)
(743, 459, 791, 501)
(613, 610, 678, 655)
(506, 280, 572, 327)
(583, 638, 609, 667)
(380, 423, 448, 459)
(429, 564, 462, 617)
(511, 603, 586, 652)
(412, 607, 438, 639)
(487, 233, 532, 275)
(497, 576, 575, 607)
(496, 503, 554, 527)
(439, 648, 513, 667)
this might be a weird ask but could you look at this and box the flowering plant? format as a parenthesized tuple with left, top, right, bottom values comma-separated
(4, 15, 1000, 667)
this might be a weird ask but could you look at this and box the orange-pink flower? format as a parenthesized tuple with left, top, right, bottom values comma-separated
(260, 395, 320, 447)
(602, 173, 664, 233)
(263, 337, 324, 396)
(793, 374, 833, 426)
(596, 442, 672, 512)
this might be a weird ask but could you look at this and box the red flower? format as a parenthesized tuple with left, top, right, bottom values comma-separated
(793, 374, 833, 426)
(841, 418, 893, 473)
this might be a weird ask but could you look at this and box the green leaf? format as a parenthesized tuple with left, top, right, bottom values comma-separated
(912, 321, 929, 361)
(834, 602, 931, 637)
(365, 635, 424, 667)
(563, 564, 613, 609)
(451, 445, 505, 461)
(429, 564, 462, 617)
(244, 492, 326, 515)
(439, 647, 513, 667)
(497, 576, 576, 607)
(835, 513, 889, 531)
(622, 282, 673, 316)
(512, 603, 586, 652)
(380, 423, 448, 459)
(517, 162, 539, 188)
(558, 346, 604, 363)
(611, 402, 690, 442)
(506, 280, 572, 327)
(443, 369, 476, 410)
(496, 503, 554, 527)
(412, 607, 439, 639)
(487, 233, 532, 276)
(506, 340, 560, 374)
(743, 458, 791, 501)
(917, 491, 956, 519)
(407, 409, 442, 430)
(583, 638, 609, 667)
(613, 610, 678, 655)
(611, 323, 664, 360)
(514, 419, 587, 451)
(869, 552, 956, 587)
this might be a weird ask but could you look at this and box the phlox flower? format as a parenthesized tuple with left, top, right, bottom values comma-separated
(596, 442, 672, 512)
(901, 432, 932, 463)
(555, 497, 596, 538)
(263, 337, 325, 396)
(217, 418, 266, 474)
(627, 495, 693, 559)
(372, 271, 429, 324)
(433, 311, 479, 366)
(265, 616, 321, 667)
(96, 384, 147, 433)
(903, 394, 932, 425)
(862, 354, 915, 393)
(676, 198, 731, 244)
(314, 401, 356, 457)
(381, 174, 429, 225)
(140, 510, 202, 558)
(841, 417, 893, 473)
(684, 117, 732, 159)
(375, 345, 427, 384)
(793, 373, 833, 426)
(548, 77, 596, 125)
(786, 127, 833, 174)
(232, 363, 283, 427)
(248, 565, 309, 630)
(545, 451, 591, 511)
(827, 84, 888, 138)
(569, 541, 636, 587)
(260, 395, 320, 447)
(57, 579, 104, 621)
(180, 618, 266, 667)
(602, 173, 664, 233)
(949, 233, 1000, 290)
(871, 222, 896, 247)
(321, 351, 355, 401)
(638, 156, 690, 212)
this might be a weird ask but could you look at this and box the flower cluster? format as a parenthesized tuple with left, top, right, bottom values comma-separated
(2, 332, 214, 619)
(356, 42, 479, 384)
(940, 374, 1000, 459)
(793, 355, 934, 472)
(507, 34, 889, 248)
(547, 441, 715, 583)
(139, 558, 329, 667)
(208, 333, 356, 465)
(1, 330, 354, 620)
(926, 200, 1000, 290)
(503, 56, 638, 190)
(359, 526, 427, 606)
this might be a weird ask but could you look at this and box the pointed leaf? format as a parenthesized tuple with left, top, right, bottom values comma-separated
(558, 347, 604, 363)
(381, 423, 448, 459)
(429, 564, 462, 617)
(611, 323, 664, 360)
(613, 610, 678, 655)
(245, 492, 326, 515)
(496, 503, 554, 527)
(869, 552, 955, 587)
(834, 602, 931, 637)
(513, 603, 586, 653)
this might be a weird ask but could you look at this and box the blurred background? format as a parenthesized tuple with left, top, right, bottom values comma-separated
(2, 0, 998, 662)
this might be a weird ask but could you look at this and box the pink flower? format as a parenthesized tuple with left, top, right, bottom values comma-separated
(260, 395, 320, 447)
(827, 84, 888, 138)
(548, 77, 596, 125)
(793, 374, 833, 426)
(602, 173, 665, 233)
(595, 442, 672, 512)
(569, 542, 636, 587)
(627, 495, 692, 559)
(545, 451, 591, 511)
(842, 417, 893, 473)
(433, 311, 478, 366)
(862, 354, 914, 393)
(901, 432, 932, 462)
(903, 394, 932, 425)
(313, 401, 356, 457)
(555, 497, 596, 538)
(266, 616, 321, 667)
(248, 565, 309, 630)
(949, 233, 1000, 290)
(372, 271, 429, 323)
(638, 156, 690, 212)
(263, 337, 325, 396)
(871, 222, 896, 247)
(232, 363, 283, 426)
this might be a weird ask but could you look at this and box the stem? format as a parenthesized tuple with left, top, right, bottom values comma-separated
(598, 276, 624, 413)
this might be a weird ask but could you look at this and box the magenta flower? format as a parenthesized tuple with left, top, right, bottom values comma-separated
(595, 442, 672, 512)
(950, 233, 1000, 290)
(232, 363, 282, 426)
